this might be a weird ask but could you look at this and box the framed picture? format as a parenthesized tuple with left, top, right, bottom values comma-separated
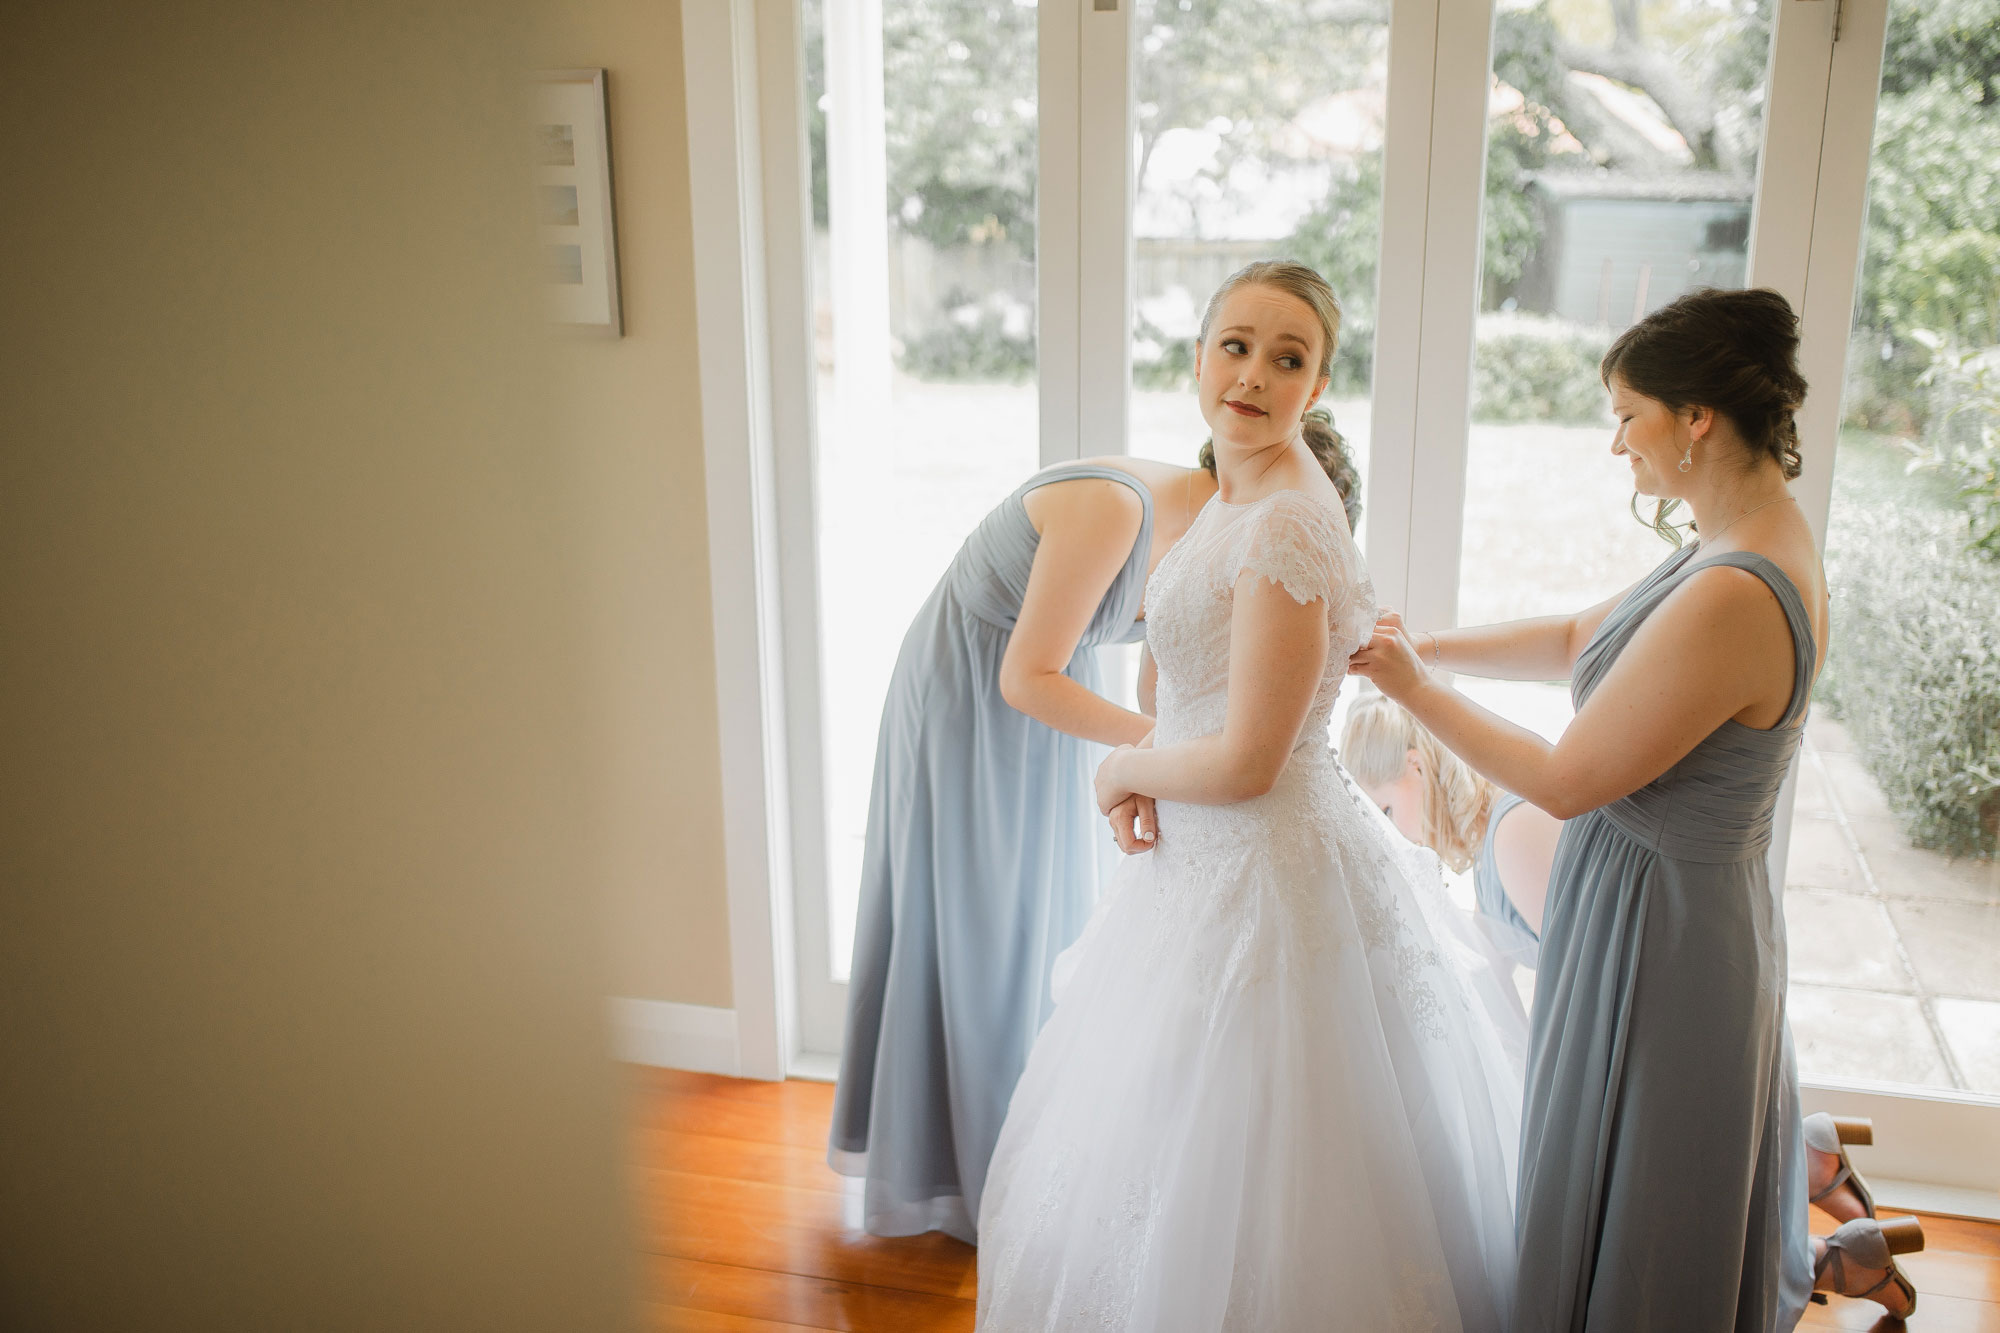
(534, 69, 622, 335)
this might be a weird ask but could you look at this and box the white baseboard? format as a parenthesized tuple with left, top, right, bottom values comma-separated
(1869, 1178, 2000, 1223)
(1802, 1080, 2000, 1220)
(611, 999, 739, 1076)
(788, 1050, 840, 1084)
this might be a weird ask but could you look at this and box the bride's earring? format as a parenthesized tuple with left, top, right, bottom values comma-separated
(1678, 443, 1694, 473)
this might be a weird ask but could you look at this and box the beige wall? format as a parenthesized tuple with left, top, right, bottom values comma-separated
(0, 2, 648, 1325)
(550, 0, 736, 1011)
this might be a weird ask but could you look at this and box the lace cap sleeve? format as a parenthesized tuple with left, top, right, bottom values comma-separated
(1229, 490, 1350, 608)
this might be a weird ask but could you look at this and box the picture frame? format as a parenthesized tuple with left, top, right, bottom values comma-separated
(534, 68, 622, 335)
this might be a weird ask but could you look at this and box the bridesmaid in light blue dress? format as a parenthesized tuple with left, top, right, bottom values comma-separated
(1341, 690, 1554, 969)
(831, 422, 1362, 1243)
(1354, 288, 1921, 1329)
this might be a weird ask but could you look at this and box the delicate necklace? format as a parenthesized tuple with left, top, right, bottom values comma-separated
(1184, 469, 1194, 530)
(1700, 494, 1795, 546)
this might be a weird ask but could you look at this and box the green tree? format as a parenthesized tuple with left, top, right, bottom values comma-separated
(1288, 153, 1383, 393)
(1130, 0, 1385, 228)
(803, 0, 1039, 249)
(1857, 0, 2000, 350)
(881, 0, 1040, 250)
(1841, 0, 2000, 501)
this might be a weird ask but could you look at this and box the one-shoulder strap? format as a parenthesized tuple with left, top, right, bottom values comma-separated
(1687, 550, 1818, 729)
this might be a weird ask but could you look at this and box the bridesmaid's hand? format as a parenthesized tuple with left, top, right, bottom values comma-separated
(1107, 795, 1158, 854)
(1095, 745, 1137, 814)
(1348, 610, 1429, 700)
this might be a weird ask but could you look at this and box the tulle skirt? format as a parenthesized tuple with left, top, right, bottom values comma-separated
(975, 752, 1527, 1332)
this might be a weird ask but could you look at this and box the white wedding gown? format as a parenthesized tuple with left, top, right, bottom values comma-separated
(975, 490, 1528, 1332)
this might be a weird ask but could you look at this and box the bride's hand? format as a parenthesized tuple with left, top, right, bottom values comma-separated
(1107, 795, 1158, 854)
(1096, 745, 1137, 814)
(1348, 610, 1429, 700)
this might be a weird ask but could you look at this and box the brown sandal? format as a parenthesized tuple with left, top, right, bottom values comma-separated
(1811, 1215, 1922, 1321)
(1804, 1112, 1878, 1217)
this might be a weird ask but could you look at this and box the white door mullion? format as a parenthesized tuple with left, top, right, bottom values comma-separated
(1400, 0, 1497, 635)
(1754, 0, 1891, 549)
(681, 0, 795, 1081)
(1746, 0, 1883, 900)
(1039, 1, 1084, 465)
(1365, 0, 1443, 613)
(1747, 0, 1836, 318)
(1077, 0, 1134, 458)
(757, 0, 845, 1065)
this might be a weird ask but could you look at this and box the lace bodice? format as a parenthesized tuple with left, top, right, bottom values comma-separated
(1146, 488, 1375, 750)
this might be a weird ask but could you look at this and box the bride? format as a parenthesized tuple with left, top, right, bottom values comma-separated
(974, 261, 1526, 1331)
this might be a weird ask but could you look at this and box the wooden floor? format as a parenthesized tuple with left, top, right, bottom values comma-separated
(641, 1068, 2000, 1332)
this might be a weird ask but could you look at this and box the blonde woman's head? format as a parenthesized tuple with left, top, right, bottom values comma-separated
(1196, 259, 1343, 380)
(1192, 261, 1342, 462)
(1340, 690, 1496, 873)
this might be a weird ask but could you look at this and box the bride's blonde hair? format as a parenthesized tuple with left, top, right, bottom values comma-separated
(1340, 691, 1496, 873)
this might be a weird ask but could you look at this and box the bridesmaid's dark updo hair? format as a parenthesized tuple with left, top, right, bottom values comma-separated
(1600, 287, 1809, 543)
(1198, 407, 1362, 529)
(1192, 260, 1361, 528)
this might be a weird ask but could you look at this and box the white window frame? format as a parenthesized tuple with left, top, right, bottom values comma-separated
(683, 0, 2000, 1216)
(1758, 0, 2000, 1215)
(681, 0, 797, 1081)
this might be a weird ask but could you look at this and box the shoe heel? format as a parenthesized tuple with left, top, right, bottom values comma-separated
(1832, 1115, 1874, 1146)
(1880, 1216, 1925, 1255)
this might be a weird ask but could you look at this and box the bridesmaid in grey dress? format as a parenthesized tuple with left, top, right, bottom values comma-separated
(1351, 288, 1921, 1329)
(831, 419, 1363, 1243)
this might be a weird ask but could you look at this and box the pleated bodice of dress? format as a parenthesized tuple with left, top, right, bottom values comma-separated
(1571, 542, 1816, 863)
(945, 463, 1154, 645)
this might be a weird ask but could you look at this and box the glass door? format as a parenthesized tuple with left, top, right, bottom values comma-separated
(1422, 0, 1999, 1190)
(1123, 0, 1392, 549)
(1448, 0, 1781, 737)
(794, 0, 1044, 1051)
(1796, 0, 2000, 1104)
(773, 5, 1998, 1180)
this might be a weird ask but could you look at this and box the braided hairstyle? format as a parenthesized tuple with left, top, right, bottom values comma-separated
(1600, 287, 1809, 545)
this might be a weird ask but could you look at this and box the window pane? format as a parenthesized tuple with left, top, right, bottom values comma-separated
(1452, 1, 1778, 722)
(807, 0, 1041, 980)
(1801, 0, 2000, 1096)
(1126, 0, 1388, 545)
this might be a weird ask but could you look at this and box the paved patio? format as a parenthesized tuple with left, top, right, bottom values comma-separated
(1786, 715, 2000, 1094)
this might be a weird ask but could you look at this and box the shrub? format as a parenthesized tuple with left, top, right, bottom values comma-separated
(1841, 329, 1932, 438)
(1470, 314, 1612, 425)
(1819, 492, 2000, 858)
(1132, 311, 1198, 392)
(1905, 335, 2000, 558)
(898, 312, 1035, 383)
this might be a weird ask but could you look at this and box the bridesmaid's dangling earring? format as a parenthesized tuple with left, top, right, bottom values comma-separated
(1678, 444, 1694, 473)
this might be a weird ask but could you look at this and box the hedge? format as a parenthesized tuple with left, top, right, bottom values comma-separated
(1819, 475, 2000, 858)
